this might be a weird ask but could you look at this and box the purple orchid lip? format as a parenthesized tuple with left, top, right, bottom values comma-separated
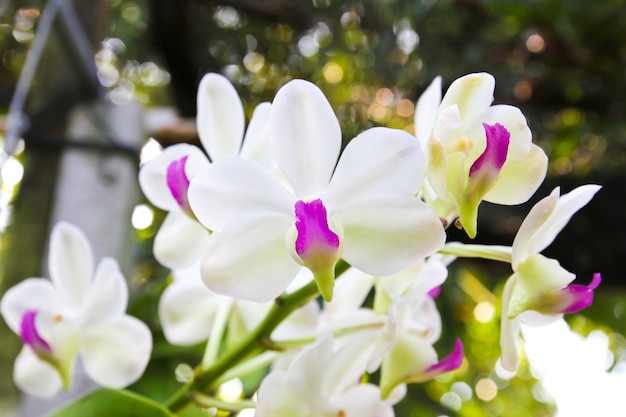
(20, 310, 52, 356)
(469, 123, 510, 178)
(561, 272, 602, 314)
(426, 338, 464, 375)
(428, 286, 442, 298)
(166, 155, 192, 214)
(294, 199, 340, 259)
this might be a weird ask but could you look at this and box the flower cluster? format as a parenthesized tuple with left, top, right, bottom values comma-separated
(0, 72, 601, 416)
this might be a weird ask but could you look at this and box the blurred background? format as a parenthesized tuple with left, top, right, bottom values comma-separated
(0, 0, 624, 416)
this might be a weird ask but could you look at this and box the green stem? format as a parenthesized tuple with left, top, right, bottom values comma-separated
(190, 392, 256, 411)
(215, 351, 279, 386)
(202, 298, 233, 370)
(164, 260, 351, 413)
(438, 243, 512, 263)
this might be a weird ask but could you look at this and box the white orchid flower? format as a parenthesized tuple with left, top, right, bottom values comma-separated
(414, 73, 548, 237)
(0, 222, 152, 398)
(158, 262, 271, 347)
(501, 184, 602, 370)
(138, 73, 272, 269)
(255, 334, 400, 417)
(188, 79, 445, 302)
(364, 258, 462, 398)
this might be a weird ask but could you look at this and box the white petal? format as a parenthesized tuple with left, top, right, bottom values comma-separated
(324, 127, 425, 209)
(81, 316, 152, 388)
(334, 384, 395, 417)
(466, 104, 532, 162)
(269, 79, 341, 197)
(158, 275, 224, 345)
(200, 216, 301, 302)
(529, 185, 601, 256)
(138, 144, 210, 211)
(414, 76, 442, 146)
(196, 73, 245, 159)
(513, 185, 600, 268)
(439, 72, 495, 128)
(240, 102, 273, 168)
(255, 371, 308, 417)
(188, 158, 295, 231)
(153, 210, 211, 269)
(13, 346, 63, 398)
(48, 222, 93, 311)
(0, 278, 61, 334)
(484, 144, 548, 205)
(272, 300, 320, 342)
(82, 258, 128, 324)
(500, 277, 521, 371)
(335, 198, 445, 276)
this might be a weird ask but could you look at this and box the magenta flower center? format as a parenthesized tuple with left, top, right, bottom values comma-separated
(469, 123, 510, 178)
(166, 155, 192, 215)
(20, 310, 52, 356)
(295, 199, 339, 259)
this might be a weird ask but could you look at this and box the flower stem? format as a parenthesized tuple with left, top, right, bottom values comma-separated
(438, 243, 512, 263)
(163, 260, 351, 413)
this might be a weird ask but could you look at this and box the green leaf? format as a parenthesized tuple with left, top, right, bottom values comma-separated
(45, 388, 176, 417)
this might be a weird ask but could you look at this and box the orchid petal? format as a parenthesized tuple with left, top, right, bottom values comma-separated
(81, 316, 152, 388)
(269, 79, 341, 197)
(414, 76, 442, 147)
(484, 143, 548, 205)
(380, 333, 438, 398)
(336, 197, 445, 276)
(513, 185, 601, 268)
(465, 104, 532, 163)
(240, 102, 273, 167)
(138, 144, 210, 211)
(425, 339, 464, 376)
(500, 277, 521, 371)
(325, 128, 425, 209)
(439, 73, 495, 128)
(272, 300, 320, 342)
(287, 334, 332, 399)
(561, 272, 602, 313)
(188, 158, 295, 232)
(508, 254, 575, 318)
(159, 275, 224, 345)
(0, 278, 61, 334)
(13, 346, 63, 398)
(255, 372, 308, 417)
(294, 198, 341, 301)
(333, 384, 395, 417)
(48, 222, 93, 311)
(468, 123, 510, 180)
(153, 210, 211, 269)
(196, 73, 244, 160)
(82, 258, 127, 323)
(200, 216, 301, 302)
(432, 104, 462, 146)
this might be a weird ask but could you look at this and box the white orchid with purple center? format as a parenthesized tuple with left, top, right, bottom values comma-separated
(0, 222, 152, 398)
(500, 184, 602, 370)
(188, 79, 446, 302)
(138, 73, 272, 269)
(414, 73, 548, 237)
(255, 334, 401, 417)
